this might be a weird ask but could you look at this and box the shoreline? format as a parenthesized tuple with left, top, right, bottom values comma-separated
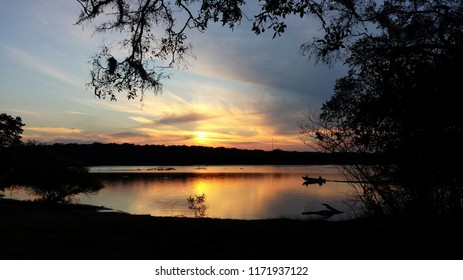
(1, 198, 462, 260)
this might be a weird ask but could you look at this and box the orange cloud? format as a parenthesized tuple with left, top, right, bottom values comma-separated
(26, 127, 82, 134)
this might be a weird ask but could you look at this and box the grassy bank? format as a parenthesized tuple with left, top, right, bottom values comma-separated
(1, 198, 461, 260)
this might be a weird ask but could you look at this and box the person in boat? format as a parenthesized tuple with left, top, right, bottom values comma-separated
(302, 175, 326, 185)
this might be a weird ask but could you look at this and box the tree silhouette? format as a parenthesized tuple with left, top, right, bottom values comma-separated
(0, 113, 24, 147)
(299, 1, 463, 217)
(77, 1, 463, 99)
(76, 0, 243, 101)
(1, 113, 24, 195)
(75, 0, 398, 100)
(187, 193, 208, 218)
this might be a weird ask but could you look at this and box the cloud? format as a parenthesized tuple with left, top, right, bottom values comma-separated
(129, 116, 153, 124)
(23, 126, 89, 144)
(154, 112, 213, 126)
(135, 127, 197, 143)
(26, 127, 82, 134)
(103, 131, 157, 144)
(67, 111, 90, 116)
(2, 44, 83, 88)
(108, 131, 149, 138)
(214, 128, 260, 137)
(186, 13, 347, 114)
(23, 0, 97, 48)
(9, 109, 43, 116)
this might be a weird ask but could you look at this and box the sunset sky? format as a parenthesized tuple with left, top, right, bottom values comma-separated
(0, 0, 345, 151)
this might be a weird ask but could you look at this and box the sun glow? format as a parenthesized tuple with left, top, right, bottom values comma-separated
(194, 131, 209, 143)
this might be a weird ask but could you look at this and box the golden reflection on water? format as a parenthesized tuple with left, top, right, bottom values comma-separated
(87, 165, 355, 220)
(5, 165, 358, 220)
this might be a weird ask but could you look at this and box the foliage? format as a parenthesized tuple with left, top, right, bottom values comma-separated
(0, 144, 104, 204)
(187, 193, 208, 218)
(76, 0, 243, 101)
(76, 0, 463, 101)
(299, 1, 463, 217)
(77, 0, 407, 100)
(0, 113, 24, 147)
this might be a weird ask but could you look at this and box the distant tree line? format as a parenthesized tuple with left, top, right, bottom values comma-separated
(42, 142, 379, 166)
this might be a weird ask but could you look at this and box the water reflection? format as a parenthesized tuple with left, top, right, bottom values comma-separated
(6, 165, 358, 220)
(302, 203, 344, 219)
(86, 165, 356, 220)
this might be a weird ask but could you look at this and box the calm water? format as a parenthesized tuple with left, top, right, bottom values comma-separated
(6, 165, 360, 220)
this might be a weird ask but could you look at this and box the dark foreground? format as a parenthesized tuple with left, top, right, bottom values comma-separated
(1, 198, 462, 260)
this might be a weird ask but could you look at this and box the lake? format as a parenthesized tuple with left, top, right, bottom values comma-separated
(6, 165, 360, 220)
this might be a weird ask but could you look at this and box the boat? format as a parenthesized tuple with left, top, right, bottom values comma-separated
(302, 175, 326, 185)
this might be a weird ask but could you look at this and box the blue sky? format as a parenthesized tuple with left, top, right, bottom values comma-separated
(0, 0, 345, 151)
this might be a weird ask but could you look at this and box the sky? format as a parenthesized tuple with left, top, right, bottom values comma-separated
(0, 0, 346, 151)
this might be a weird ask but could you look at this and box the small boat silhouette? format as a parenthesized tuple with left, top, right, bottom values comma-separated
(302, 175, 326, 186)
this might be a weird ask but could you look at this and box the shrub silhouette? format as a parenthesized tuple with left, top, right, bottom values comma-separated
(187, 194, 208, 218)
(1, 144, 103, 203)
